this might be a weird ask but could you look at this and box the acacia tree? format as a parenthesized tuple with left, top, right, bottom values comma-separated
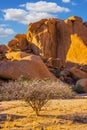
(0, 79, 75, 116)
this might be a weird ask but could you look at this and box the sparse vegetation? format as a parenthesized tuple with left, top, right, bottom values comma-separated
(0, 79, 75, 116)
(1, 99, 87, 129)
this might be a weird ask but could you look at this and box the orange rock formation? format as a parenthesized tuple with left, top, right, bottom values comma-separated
(0, 54, 56, 80)
(27, 16, 87, 65)
(8, 34, 30, 52)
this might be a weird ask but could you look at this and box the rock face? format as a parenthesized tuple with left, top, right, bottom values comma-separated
(0, 54, 56, 80)
(5, 52, 30, 60)
(70, 67, 87, 79)
(27, 16, 87, 64)
(0, 45, 8, 60)
(0, 16, 87, 81)
(27, 18, 70, 63)
(76, 79, 87, 92)
(8, 34, 30, 52)
(47, 57, 63, 70)
(80, 65, 87, 73)
(0, 45, 8, 54)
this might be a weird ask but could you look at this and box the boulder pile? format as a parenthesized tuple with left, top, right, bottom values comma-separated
(0, 16, 87, 92)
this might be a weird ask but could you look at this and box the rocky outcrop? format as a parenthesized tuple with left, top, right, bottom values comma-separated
(80, 65, 87, 73)
(0, 54, 56, 80)
(0, 16, 87, 82)
(47, 57, 63, 70)
(8, 34, 30, 52)
(27, 18, 70, 63)
(76, 79, 87, 93)
(60, 69, 74, 84)
(0, 45, 8, 54)
(66, 34, 87, 64)
(84, 22, 87, 28)
(70, 67, 87, 79)
(27, 16, 87, 65)
(5, 52, 30, 60)
(0, 45, 8, 60)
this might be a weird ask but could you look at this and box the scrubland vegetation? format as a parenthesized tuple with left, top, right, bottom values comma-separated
(0, 79, 87, 129)
(0, 79, 75, 115)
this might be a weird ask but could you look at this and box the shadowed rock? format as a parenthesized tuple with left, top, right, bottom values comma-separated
(76, 78, 87, 93)
(8, 34, 30, 52)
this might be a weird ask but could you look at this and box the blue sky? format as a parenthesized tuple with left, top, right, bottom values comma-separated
(0, 0, 87, 44)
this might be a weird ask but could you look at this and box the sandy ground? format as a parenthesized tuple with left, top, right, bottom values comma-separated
(0, 97, 87, 130)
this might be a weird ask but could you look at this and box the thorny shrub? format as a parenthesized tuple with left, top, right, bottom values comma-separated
(0, 79, 75, 115)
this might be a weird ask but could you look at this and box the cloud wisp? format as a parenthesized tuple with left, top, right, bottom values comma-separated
(3, 1, 70, 25)
(23, 1, 70, 12)
(0, 25, 15, 37)
(62, 0, 71, 3)
(0, 24, 8, 27)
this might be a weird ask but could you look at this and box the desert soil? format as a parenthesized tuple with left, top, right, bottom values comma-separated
(0, 96, 87, 130)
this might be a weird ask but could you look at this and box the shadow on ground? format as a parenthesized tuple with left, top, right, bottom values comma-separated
(40, 113, 87, 124)
(58, 113, 87, 124)
(0, 114, 26, 122)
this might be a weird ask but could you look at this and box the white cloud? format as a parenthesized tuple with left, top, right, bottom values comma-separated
(3, 8, 53, 24)
(23, 1, 70, 12)
(3, 1, 70, 25)
(24, 12, 53, 24)
(0, 26, 15, 37)
(62, 0, 71, 3)
(3, 8, 27, 21)
(62, 0, 77, 5)
(0, 24, 8, 27)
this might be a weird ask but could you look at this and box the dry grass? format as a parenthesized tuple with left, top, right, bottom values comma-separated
(0, 79, 75, 116)
(0, 98, 87, 130)
(0, 79, 86, 129)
